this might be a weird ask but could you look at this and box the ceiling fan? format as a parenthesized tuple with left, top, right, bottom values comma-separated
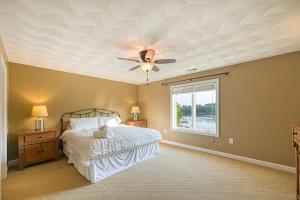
(118, 49, 176, 85)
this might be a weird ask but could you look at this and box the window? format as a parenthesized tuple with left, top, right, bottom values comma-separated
(170, 79, 219, 137)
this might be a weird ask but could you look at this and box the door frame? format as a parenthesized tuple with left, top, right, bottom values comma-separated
(0, 54, 8, 180)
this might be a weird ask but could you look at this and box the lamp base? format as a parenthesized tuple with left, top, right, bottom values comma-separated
(133, 113, 138, 122)
(35, 118, 44, 131)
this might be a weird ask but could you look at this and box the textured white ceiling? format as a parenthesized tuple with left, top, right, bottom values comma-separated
(0, 0, 300, 84)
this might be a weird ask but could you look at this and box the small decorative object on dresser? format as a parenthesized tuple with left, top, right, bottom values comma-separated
(126, 120, 147, 128)
(292, 121, 300, 200)
(32, 105, 48, 131)
(18, 129, 60, 169)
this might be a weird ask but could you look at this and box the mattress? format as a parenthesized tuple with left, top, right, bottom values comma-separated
(60, 125, 162, 161)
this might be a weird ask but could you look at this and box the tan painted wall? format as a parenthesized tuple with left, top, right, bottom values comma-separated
(138, 51, 300, 167)
(8, 62, 138, 160)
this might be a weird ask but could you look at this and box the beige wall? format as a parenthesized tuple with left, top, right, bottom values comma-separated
(8, 62, 138, 160)
(138, 51, 300, 167)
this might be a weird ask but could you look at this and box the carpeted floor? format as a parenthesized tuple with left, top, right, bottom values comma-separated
(2, 144, 295, 200)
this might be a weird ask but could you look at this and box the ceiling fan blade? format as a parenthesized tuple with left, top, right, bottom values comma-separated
(154, 59, 176, 64)
(118, 58, 140, 63)
(152, 65, 159, 72)
(129, 65, 140, 71)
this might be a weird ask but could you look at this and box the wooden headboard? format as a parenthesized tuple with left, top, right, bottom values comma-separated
(60, 108, 120, 133)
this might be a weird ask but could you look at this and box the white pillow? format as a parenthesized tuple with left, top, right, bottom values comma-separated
(98, 116, 121, 127)
(106, 117, 119, 127)
(114, 116, 121, 124)
(70, 117, 99, 131)
(98, 116, 110, 127)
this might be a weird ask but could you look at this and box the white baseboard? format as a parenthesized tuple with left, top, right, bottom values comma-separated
(161, 139, 295, 173)
(7, 159, 18, 167)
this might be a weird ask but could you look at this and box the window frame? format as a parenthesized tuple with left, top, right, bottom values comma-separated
(170, 78, 220, 137)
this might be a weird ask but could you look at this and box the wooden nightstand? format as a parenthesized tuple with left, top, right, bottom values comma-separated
(126, 120, 147, 128)
(18, 129, 60, 169)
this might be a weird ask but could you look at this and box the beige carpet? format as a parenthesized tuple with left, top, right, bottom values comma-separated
(2, 144, 295, 200)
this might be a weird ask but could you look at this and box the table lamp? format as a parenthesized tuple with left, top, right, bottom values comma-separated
(32, 105, 48, 131)
(131, 106, 140, 122)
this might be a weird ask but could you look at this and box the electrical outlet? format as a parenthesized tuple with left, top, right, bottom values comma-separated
(229, 138, 234, 144)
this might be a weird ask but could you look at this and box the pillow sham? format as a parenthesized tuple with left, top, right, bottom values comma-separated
(114, 116, 121, 124)
(98, 116, 109, 127)
(98, 116, 121, 127)
(70, 117, 99, 131)
(106, 117, 119, 127)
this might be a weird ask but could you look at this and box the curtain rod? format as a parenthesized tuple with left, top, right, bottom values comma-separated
(161, 72, 229, 86)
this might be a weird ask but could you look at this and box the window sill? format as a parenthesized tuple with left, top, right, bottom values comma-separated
(170, 128, 219, 137)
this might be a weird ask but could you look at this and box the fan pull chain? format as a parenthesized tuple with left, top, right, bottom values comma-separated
(146, 70, 149, 86)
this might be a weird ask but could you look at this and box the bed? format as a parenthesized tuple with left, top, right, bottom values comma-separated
(60, 108, 162, 183)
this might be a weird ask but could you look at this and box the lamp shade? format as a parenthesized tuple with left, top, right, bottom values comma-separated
(131, 106, 140, 114)
(32, 105, 48, 117)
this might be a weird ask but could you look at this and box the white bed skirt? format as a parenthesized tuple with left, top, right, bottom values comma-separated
(64, 142, 160, 183)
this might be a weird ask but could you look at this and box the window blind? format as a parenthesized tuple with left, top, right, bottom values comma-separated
(171, 83, 215, 94)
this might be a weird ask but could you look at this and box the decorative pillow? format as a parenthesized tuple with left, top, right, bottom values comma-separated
(98, 116, 121, 127)
(98, 116, 110, 127)
(70, 117, 99, 131)
(106, 117, 119, 127)
(114, 116, 122, 124)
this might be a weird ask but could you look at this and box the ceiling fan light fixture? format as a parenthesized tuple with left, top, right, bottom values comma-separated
(140, 62, 153, 71)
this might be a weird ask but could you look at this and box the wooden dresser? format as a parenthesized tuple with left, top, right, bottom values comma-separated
(292, 121, 300, 199)
(126, 120, 147, 128)
(18, 129, 60, 169)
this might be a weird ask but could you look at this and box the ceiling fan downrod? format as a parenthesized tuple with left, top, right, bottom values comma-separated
(146, 70, 149, 86)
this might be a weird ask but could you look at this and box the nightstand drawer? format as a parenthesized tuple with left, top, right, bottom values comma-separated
(41, 141, 56, 160)
(24, 144, 41, 164)
(24, 132, 56, 144)
(135, 122, 145, 127)
(126, 120, 147, 128)
(23, 142, 57, 164)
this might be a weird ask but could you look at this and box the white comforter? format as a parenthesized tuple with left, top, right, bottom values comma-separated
(61, 125, 162, 161)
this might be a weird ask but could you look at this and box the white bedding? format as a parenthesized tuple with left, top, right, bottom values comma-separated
(64, 142, 159, 183)
(61, 125, 162, 162)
